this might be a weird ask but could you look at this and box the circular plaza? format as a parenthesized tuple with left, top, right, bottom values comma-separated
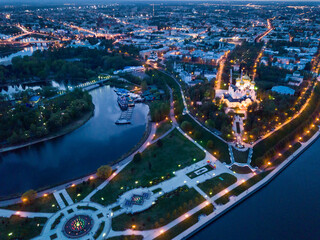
(35, 202, 111, 240)
(63, 215, 94, 238)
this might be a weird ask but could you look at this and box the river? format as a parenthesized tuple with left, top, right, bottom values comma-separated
(0, 85, 149, 197)
(0, 45, 47, 66)
(190, 137, 320, 240)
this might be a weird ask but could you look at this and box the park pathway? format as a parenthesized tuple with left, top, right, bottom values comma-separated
(0, 209, 52, 218)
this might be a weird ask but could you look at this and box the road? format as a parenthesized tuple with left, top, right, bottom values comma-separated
(254, 18, 275, 43)
(215, 50, 230, 90)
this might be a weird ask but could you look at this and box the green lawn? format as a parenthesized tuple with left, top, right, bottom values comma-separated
(155, 69, 230, 164)
(111, 187, 205, 231)
(153, 120, 172, 140)
(0, 215, 47, 240)
(91, 129, 205, 206)
(154, 204, 214, 240)
(178, 114, 230, 164)
(232, 148, 249, 163)
(215, 171, 271, 205)
(197, 173, 237, 197)
(272, 142, 301, 166)
(230, 165, 252, 174)
(66, 177, 105, 202)
(3, 194, 59, 213)
(158, 70, 184, 116)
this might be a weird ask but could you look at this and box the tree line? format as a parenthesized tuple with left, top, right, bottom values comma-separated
(0, 88, 93, 146)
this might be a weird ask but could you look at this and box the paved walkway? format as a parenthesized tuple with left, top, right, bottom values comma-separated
(0, 209, 53, 218)
(160, 70, 227, 144)
(53, 189, 74, 209)
(53, 191, 66, 209)
(34, 202, 111, 240)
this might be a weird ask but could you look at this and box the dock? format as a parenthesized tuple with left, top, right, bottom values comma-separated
(116, 107, 133, 124)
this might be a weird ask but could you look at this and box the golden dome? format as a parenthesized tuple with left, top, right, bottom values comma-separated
(243, 74, 251, 81)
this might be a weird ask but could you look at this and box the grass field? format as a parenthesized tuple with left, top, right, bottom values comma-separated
(230, 165, 252, 174)
(3, 194, 59, 213)
(153, 204, 214, 240)
(0, 215, 47, 240)
(232, 148, 249, 163)
(272, 142, 302, 166)
(153, 120, 172, 140)
(156, 69, 230, 164)
(178, 114, 230, 164)
(215, 170, 271, 205)
(66, 177, 105, 202)
(197, 173, 237, 197)
(91, 129, 205, 206)
(112, 187, 205, 231)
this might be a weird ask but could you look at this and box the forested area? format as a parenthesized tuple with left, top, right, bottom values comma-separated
(245, 78, 314, 142)
(221, 42, 263, 88)
(252, 83, 320, 167)
(0, 88, 93, 146)
(145, 69, 170, 122)
(0, 46, 140, 85)
(186, 81, 233, 140)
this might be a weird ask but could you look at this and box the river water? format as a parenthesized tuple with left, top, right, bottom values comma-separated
(0, 85, 149, 197)
(190, 137, 320, 240)
(0, 45, 47, 66)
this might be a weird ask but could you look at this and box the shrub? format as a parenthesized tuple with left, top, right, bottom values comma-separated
(181, 121, 193, 132)
(96, 165, 112, 179)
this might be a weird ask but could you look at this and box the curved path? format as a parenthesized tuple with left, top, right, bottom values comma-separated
(2, 71, 312, 239)
(0, 119, 155, 208)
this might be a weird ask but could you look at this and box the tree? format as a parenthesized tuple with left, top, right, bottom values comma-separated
(206, 140, 215, 149)
(205, 119, 215, 129)
(96, 165, 112, 179)
(181, 121, 193, 132)
(159, 218, 165, 224)
(133, 152, 142, 163)
(194, 130, 203, 140)
(21, 189, 37, 203)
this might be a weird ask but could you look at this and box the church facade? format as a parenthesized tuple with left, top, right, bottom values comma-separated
(221, 72, 256, 113)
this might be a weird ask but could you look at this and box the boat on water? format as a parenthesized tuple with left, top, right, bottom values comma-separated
(114, 88, 129, 96)
(115, 119, 131, 125)
(126, 96, 135, 107)
(117, 96, 128, 110)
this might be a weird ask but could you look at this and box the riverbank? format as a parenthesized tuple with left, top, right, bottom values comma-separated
(175, 129, 320, 240)
(0, 107, 151, 204)
(0, 108, 94, 153)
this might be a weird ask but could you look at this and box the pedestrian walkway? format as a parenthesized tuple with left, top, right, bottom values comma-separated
(61, 189, 73, 205)
(0, 208, 52, 218)
(53, 190, 68, 209)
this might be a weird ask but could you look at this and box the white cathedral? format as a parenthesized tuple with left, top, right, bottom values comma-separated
(221, 71, 256, 112)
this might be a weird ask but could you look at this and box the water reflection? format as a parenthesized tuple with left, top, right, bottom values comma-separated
(0, 85, 149, 197)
